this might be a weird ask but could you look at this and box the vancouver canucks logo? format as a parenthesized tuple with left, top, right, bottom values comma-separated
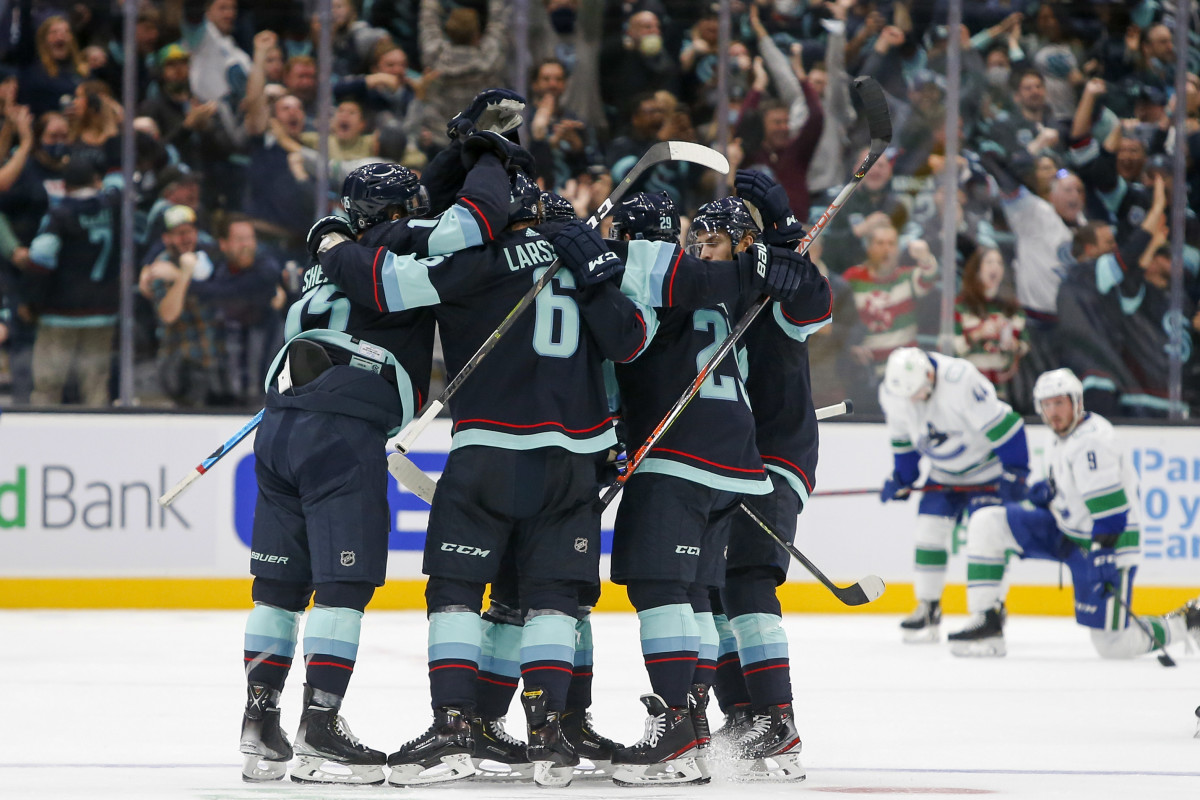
(917, 422, 965, 460)
(924, 422, 949, 448)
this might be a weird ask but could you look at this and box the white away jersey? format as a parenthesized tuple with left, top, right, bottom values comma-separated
(880, 353, 1024, 485)
(1044, 412, 1141, 558)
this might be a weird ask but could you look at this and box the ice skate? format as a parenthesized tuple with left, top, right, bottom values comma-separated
(688, 684, 712, 780)
(901, 599, 942, 643)
(1194, 705, 1199, 739)
(1165, 597, 1200, 651)
(521, 688, 578, 788)
(711, 705, 754, 748)
(948, 603, 1007, 657)
(730, 703, 805, 782)
(469, 716, 533, 782)
(290, 686, 385, 785)
(239, 683, 292, 782)
(386, 706, 477, 786)
(561, 708, 623, 779)
(611, 694, 708, 787)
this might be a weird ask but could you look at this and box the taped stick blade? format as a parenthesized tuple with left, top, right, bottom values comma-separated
(666, 140, 730, 174)
(387, 453, 436, 504)
(839, 575, 887, 606)
(851, 76, 892, 144)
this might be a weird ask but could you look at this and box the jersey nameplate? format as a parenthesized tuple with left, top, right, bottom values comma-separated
(301, 264, 328, 293)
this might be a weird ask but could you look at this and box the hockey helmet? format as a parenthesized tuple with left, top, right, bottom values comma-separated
(508, 170, 542, 225)
(609, 191, 680, 243)
(341, 162, 430, 233)
(883, 347, 936, 400)
(685, 196, 758, 257)
(540, 191, 576, 222)
(1032, 368, 1085, 434)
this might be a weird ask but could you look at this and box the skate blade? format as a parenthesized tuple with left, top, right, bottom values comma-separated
(572, 758, 616, 779)
(471, 758, 534, 782)
(240, 753, 288, 782)
(289, 755, 384, 785)
(388, 752, 476, 786)
(730, 753, 806, 782)
(949, 637, 1006, 657)
(533, 761, 575, 788)
(612, 756, 709, 787)
(902, 625, 941, 644)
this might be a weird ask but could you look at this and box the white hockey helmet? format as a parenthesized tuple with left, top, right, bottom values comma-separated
(883, 347, 935, 399)
(1033, 368, 1085, 433)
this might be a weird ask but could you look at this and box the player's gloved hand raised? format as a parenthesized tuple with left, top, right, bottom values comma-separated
(448, 88, 526, 140)
(306, 215, 354, 259)
(1027, 479, 1055, 508)
(735, 169, 806, 246)
(998, 466, 1029, 504)
(880, 473, 914, 502)
(1086, 546, 1121, 597)
(738, 243, 806, 300)
(460, 130, 536, 175)
(551, 220, 624, 287)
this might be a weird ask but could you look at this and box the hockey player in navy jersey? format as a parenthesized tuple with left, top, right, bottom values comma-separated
(237, 99, 514, 783)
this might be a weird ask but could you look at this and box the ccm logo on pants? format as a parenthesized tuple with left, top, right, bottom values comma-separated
(675, 546, 701, 556)
(441, 542, 492, 557)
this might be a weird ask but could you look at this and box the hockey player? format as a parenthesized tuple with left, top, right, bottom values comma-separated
(948, 368, 1200, 657)
(879, 347, 1030, 643)
(237, 138, 513, 782)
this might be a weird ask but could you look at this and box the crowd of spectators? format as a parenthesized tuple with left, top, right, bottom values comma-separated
(0, 0, 1197, 418)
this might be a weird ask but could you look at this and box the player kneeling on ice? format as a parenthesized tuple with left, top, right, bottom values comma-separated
(878, 347, 1029, 643)
(948, 368, 1200, 658)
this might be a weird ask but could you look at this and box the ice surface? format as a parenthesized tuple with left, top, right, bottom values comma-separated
(2, 610, 1197, 799)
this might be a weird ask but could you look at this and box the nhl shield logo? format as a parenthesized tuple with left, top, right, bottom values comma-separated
(340, 550, 356, 567)
(574, 538, 588, 553)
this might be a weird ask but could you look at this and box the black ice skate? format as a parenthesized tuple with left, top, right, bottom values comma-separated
(948, 603, 1007, 657)
(290, 685, 385, 785)
(239, 683, 292, 782)
(901, 599, 942, 643)
(712, 704, 754, 748)
(469, 716, 533, 782)
(521, 688, 579, 787)
(611, 694, 708, 787)
(730, 703, 805, 782)
(1166, 597, 1200, 651)
(386, 706, 476, 786)
(561, 708, 624, 780)
(688, 684, 712, 780)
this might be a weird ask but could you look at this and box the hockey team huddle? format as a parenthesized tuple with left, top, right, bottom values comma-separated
(235, 89, 1200, 788)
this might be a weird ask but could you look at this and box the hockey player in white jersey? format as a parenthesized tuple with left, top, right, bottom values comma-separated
(878, 348, 1030, 642)
(948, 368, 1200, 657)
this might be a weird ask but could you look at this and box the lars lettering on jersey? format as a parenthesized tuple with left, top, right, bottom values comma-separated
(502, 239, 556, 271)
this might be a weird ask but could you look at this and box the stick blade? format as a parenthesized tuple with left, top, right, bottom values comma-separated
(851, 76, 892, 144)
(665, 141, 730, 175)
(387, 453, 436, 504)
(836, 575, 886, 606)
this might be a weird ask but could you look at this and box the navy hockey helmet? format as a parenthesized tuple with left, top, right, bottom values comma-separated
(609, 191, 680, 243)
(341, 162, 430, 233)
(540, 191, 576, 222)
(685, 196, 758, 256)
(508, 170, 542, 225)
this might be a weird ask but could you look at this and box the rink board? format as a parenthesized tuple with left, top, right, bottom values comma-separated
(1, 412, 1198, 611)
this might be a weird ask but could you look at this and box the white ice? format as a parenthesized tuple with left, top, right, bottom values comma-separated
(2, 610, 1197, 799)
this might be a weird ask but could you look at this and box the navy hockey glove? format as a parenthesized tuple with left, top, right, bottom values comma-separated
(1087, 545, 1121, 597)
(551, 219, 623, 287)
(998, 466, 1029, 504)
(1027, 479, 1055, 508)
(735, 169, 806, 246)
(738, 244, 806, 300)
(880, 473, 914, 503)
(306, 215, 354, 259)
(460, 130, 536, 175)
(448, 88, 526, 140)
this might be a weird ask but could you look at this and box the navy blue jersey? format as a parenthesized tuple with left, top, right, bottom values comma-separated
(26, 188, 121, 319)
(739, 267, 833, 503)
(322, 225, 655, 454)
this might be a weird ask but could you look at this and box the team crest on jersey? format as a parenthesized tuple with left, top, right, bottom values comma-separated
(340, 550, 356, 567)
(923, 422, 949, 448)
(574, 537, 588, 553)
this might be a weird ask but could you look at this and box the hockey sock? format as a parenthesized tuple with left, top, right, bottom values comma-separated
(566, 612, 594, 711)
(476, 618, 522, 719)
(966, 556, 1008, 613)
(1090, 623, 1175, 659)
(428, 610, 483, 710)
(637, 604, 699, 708)
(302, 606, 362, 698)
(520, 611, 577, 712)
(914, 514, 955, 602)
(965, 507, 1017, 613)
(731, 613, 792, 707)
(712, 613, 750, 713)
(693, 611, 718, 687)
(244, 603, 301, 692)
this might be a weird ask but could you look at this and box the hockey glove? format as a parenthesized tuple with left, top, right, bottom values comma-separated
(306, 215, 354, 259)
(551, 219, 624, 287)
(1027, 479, 1055, 508)
(460, 130, 537, 175)
(998, 466, 1029, 504)
(738, 244, 807, 301)
(1087, 546, 1121, 597)
(735, 169, 806, 246)
(448, 88, 526, 140)
(880, 473, 914, 503)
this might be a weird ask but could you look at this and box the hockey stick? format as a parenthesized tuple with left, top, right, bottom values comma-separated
(1105, 582, 1176, 667)
(392, 141, 731, 455)
(158, 409, 264, 507)
(813, 482, 1000, 499)
(597, 76, 892, 509)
